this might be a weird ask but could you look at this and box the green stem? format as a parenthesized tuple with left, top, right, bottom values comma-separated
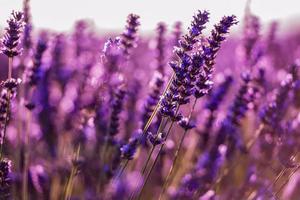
(63, 144, 81, 200)
(136, 119, 177, 200)
(159, 98, 198, 200)
(118, 73, 175, 178)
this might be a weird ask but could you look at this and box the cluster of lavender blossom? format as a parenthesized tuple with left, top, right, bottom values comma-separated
(1, 1, 300, 200)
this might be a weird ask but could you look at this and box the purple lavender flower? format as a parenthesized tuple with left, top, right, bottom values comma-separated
(260, 74, 294, 131)
(120, 130, 144, 160)
(25, 33, 48, 87)
(156, 22, 167, 75)
(0, 78, 21, 144)
(1, 11, 24, 57)
(22, 0, 32, 50)
(160, 10, 210, 118)
(194, 15, 238, 98)
(120, 14, 140, 57)
(141, 72, 164, 128)
(108, 86, 126, 136)
(200, 75, 233, 149)
(0, 158, 12, 199)
(243, 7, 260, 64)
(172, 21, 182, 47)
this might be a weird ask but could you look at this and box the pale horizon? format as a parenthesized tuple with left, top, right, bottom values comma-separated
(1, 0, 300, 33)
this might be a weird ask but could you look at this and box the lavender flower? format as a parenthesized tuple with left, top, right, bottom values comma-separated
(0, 78, 21, 144)
(120, 130, 144, 160)
(260, 74, 294, 132)
(200, 75, 233, 149)
(156, 22, 167, 75)
(108, 86, 126, 137)
(120, 14, 140, 57)
(243, 7, 260, 64)
(1, 11, 24, 57)
(0, 158, 12, 199)
(22, 0, 32, 50)
(172, 21, 182, 47)
(25, 34, 48, 86)
(141, 72, 164, 128)
(194, 15, 238, 98)
(160, 10, 210, 118)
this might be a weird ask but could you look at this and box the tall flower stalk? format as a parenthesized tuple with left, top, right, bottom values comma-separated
(0, 11, 24, 159)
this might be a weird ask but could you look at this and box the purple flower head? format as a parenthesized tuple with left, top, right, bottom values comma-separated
(0, 158, 12, 199)
(179, 10, 209, 52)
(108, 86, 126, 137)
(22, 0, 32, 50)
(194, 15, 237, 99)
(102, 37, 123, 73)
(178, 117, 195, 130)
(156, 22, 167, 75)
(120, 13, 140, 57)
(141, 71, 164, 128)
(205, 75, 233, 111)
(120, 130, 144, 160)
(172, 21, 182, 47)
(260, 74, 294, 131)
(1, 11, 24, 57)
(203, 15, 238, 70)
(25, 33, 48, 86)
(148, 131, 166, 146)
(160, 10, 210, 118)
(243, 7, 261, 63)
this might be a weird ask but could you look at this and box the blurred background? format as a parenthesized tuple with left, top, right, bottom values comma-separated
(1, 0, 300, 32)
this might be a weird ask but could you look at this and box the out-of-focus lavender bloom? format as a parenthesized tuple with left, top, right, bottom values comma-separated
(120, 130, 144, 160)
(22, 0, 32, 51)
(108, 86, 126, 137)
(289, 61, 300, 108)
(73, 20, 88, 57)
(243, 6, 261, 65)
(156, 22, 167, 75)
(102, 38, 123, 74)
(0, 158, 12, 199)
(260, 74, 294, 131)
(172, 22, 182, 47)
(1, 11, 24, 57)
(0, 78, 21, 144)
(120, 14, 140, 57)
(141, 72, 164, 128)
(28, 164, 50, 199)
(200, 75, 233, 149)
(25, 33, 48, 87)
(36, 69, 57, 157)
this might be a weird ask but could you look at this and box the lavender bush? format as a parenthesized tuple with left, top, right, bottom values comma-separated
(0, 1, 300, 200)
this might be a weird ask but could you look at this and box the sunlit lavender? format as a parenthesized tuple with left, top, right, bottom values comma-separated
(1, 1, 300, 200)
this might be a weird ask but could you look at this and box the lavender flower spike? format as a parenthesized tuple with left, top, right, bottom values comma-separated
(194, 15, 237, 98)
(120, 13, 140, 57)
(25, 34, 48, 86)
(108, 86, 126, 136)
(0, 158, 12, 199)
(1, 11, 24, 57)
(156, 22, 167, 75)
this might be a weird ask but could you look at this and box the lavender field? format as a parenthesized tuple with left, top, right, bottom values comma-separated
(1, 0, 300, 200)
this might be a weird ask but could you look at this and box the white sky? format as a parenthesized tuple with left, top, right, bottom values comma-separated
(1, 0, 300, 32)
